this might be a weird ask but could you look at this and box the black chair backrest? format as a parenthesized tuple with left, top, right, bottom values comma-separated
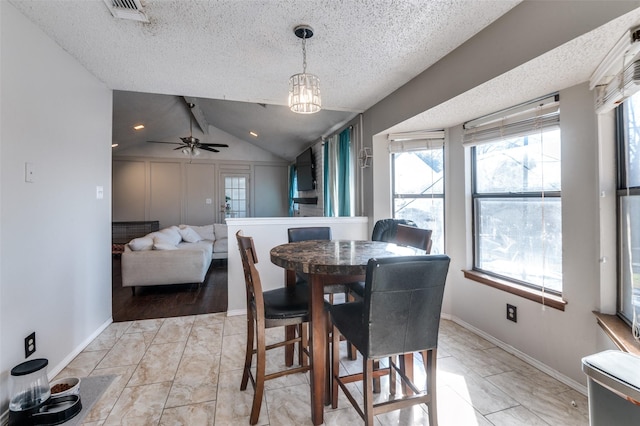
(363, 255, 450, 358)
(394, 224, 433, 254)
(288, 227, 332, 243)
(371, 219, 416, 242)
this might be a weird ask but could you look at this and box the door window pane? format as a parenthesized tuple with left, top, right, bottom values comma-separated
(225, 176, 248, 218)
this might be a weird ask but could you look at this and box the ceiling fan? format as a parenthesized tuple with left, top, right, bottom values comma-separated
(147, 103, 229, 155)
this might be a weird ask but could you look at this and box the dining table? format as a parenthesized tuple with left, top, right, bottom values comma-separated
(270, 239, 422, 425)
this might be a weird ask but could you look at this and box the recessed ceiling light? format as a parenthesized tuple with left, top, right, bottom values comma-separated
(133, 124, 145, 130)
(111, 143, 119, 148)
(250, 131, 258, 137)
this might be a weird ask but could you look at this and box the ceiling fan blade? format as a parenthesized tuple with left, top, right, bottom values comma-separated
(147, 140, 183, 145)
(199, 143, 229, 148)
(173, 146, 187, 151)
(199, 146, 220, 153)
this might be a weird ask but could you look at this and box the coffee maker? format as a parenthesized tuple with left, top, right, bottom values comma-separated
(8, 358, 81, 425)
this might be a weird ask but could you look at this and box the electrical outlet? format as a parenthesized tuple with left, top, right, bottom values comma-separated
(25, 332, 36, 358)
(507, 304, 517, 323)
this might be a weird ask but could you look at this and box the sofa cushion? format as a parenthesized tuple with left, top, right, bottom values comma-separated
(190, 225, 214, 241)
(153, 242, 178, 250)
(129, 236, 154, 251)
(213, 237, 228, 254)
(178, 226, 202, 243)
(152, 226, 182, 246)
(214, 223, 228, 239)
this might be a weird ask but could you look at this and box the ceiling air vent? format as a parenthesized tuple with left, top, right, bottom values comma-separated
(103, 0, 148, 23)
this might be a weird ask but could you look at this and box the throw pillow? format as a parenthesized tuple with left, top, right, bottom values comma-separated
(178, 226, 202, 243)
(157, 227, 182, 246)
(129, 236, 154, 251)
(214, 223, 228, 239)
(153, 243, 178, 250)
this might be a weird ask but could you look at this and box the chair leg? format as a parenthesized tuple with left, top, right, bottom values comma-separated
(399, 353, 414, 396)
(240, 314, 255, 391)
(331, 324, 340, 409)
(373, 360, 381, 393)
(249, 320, 266, 425)
(345, 291, 357, 360)
(299, 323, 309, 367)
(389, 356, 396, 396)
(364, 359, 375, 426)
(425, 349, 438, 426)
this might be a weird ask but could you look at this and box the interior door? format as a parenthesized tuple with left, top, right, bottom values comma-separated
(220, 173, 250, 222)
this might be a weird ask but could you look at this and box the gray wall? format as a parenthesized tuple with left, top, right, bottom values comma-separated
(113, 157, 289, 227)
(360, 1, 640, 388)
(1, 1, 113, 411)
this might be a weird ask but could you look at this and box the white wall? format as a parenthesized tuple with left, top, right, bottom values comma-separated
(1, 0, 112, 412)
(225, 216, 369, 313)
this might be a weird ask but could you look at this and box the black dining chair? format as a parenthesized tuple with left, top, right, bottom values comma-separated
(287, 226, 352, 302)
(349, 223, 433, 298)
(287, 226, 357, 361)
(395, 223, 433, 254)
(330, 255, 451, 426)
(236, 230, 311, 425)
(370, 218, 416, 242)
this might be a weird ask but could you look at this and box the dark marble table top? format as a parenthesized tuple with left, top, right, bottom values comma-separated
(270, 239, 421, 275)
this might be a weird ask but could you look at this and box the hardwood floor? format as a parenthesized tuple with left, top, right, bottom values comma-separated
(111, 256, 228, 322)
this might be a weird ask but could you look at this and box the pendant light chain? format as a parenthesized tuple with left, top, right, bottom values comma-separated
(302, 32, 307, 74)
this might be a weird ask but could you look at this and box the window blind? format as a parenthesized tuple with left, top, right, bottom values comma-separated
(388, 130, 444, 153)
(462, 94, 560, 146)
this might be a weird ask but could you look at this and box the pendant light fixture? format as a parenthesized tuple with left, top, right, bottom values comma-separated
(289, 25, 321, 114)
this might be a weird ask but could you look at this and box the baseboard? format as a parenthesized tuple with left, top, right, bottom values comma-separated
(444, 314, 587, 396)
(47, 317, 113, 379)
(226, 308, 247, 317)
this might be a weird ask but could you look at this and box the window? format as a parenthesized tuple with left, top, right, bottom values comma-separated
(391, 138, 444, 254)
(466, 94, 562, 294)
(617, 91, 640, 328)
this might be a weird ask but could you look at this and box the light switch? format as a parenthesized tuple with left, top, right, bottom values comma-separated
(96, 186, 104, 199)
(25, 162, 35, 183)
(205, 198, 212, 205)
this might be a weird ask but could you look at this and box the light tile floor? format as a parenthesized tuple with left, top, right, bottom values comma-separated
(57, 313, 589, 425)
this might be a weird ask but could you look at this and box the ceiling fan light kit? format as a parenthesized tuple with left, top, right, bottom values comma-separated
(289, 25, 321, 114)
(147, 103, 228, 157)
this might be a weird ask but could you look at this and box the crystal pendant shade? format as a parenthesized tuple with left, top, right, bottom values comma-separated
(289, 72, 321, 114)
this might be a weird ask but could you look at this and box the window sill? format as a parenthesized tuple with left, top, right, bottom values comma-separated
(593, 312, 640, 356)
(463, 270, 567, 311)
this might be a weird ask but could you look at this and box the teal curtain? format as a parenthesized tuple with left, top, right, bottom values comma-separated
(337, 128, 351, 216)
(288, 164, 296, 216)
(323, 130, 352, 217)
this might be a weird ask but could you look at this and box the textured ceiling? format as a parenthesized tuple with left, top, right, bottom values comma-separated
(9, 1, 640, 162)
(9, 0, 520, 160)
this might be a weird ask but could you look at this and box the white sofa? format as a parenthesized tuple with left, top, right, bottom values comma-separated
(121, 223, 228, 293)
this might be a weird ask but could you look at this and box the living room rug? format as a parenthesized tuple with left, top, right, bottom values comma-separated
(66, 375, 115, 425)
